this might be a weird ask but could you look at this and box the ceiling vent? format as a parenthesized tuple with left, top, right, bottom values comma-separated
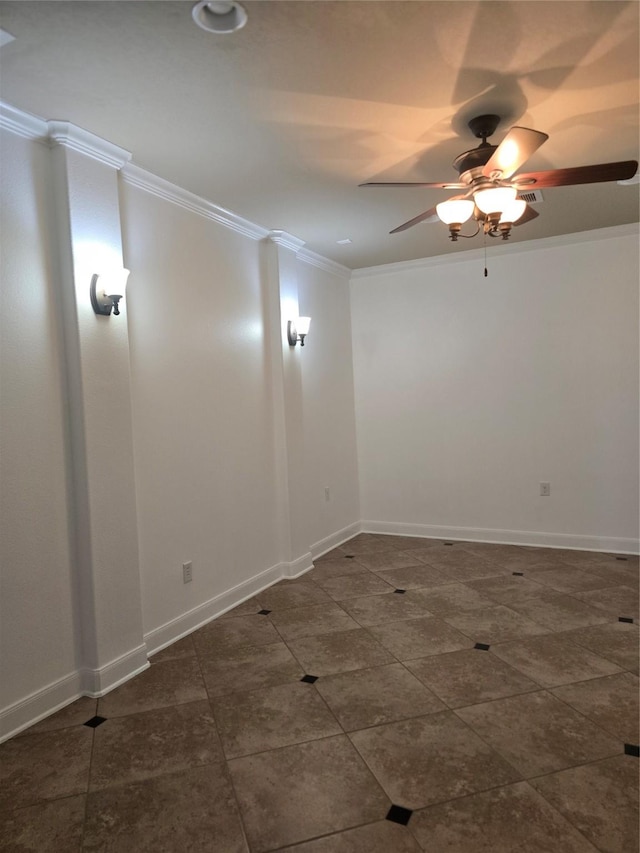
(517, 189, 544, 205)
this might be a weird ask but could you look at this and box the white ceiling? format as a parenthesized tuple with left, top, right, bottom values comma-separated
(0, 1, 638, 269)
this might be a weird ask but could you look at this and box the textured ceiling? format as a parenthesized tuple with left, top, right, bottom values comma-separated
(0, 0, 638, 269)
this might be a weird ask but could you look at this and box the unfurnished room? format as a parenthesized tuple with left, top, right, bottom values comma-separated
(0, 2, 638, 851)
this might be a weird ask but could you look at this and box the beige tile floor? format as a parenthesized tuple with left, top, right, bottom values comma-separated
(1, 535, 638, 852)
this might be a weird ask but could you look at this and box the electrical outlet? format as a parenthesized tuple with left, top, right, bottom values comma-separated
(182, 561, 193, 583)
(540, 482, 551, 497)
(324, 487, 330, 502)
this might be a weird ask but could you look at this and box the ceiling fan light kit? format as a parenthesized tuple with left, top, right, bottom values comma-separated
(360, 114, 638, 245)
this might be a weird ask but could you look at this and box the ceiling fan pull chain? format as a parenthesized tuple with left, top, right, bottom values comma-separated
(484, 233, 488, 278)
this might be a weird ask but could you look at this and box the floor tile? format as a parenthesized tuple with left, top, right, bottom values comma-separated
(228, 735, 389, 852)
(339, 536, 398, 555)
(192, 612, 281, 658)
(349, 711, 521, 810)
(456, 691, 622, 777)
(410, 781, 598, 852)
(90, 700, 222, 791)
(308, 558, 373, 580)
(489, 552, 563, 572)
(490, 634, 622, 688)
(375, 534, 442, 551)
(551, 672, 639, 742)
(412, 549, 502, 577)
(531, 755, 639, 853)
(277, 819, 423, 851)
(551, 549, 625, 567)
(257, 581, 333, 611)
(561, 621, 639, 670)
(341, 590, 434, 626)
(353, 550, 424, 571)
(407, 582, 496, 615)
(0, 726, 93, 809)
(443, 604, 549, 644)
(315, 546, 350, 562)
(149, 634, 196, 664)
(97, 657, 206, 718)
(268, 602, 359, 641)
(465, 574, 548, 606)
(198, 640, 304, 697)
(16, 696, 97, 737)
(84, 765, 248, 852)
(212, 681, 342, 758)
(526, 564, 613, 594)
(586, 563, 640, 589)
(574, 585, 639, 619)
(286, 628, 394, 676)
(315, 571, 396, 600)
(368, 616, 474, 660)
(315, 663, 445, 731)
(374, 564, 453, 589)
(0, 794, 86, 852)
(507, 590, 610, 631)
(405, 648, 538, 708)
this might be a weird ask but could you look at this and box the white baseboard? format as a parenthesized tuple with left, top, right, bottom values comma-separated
(0, 671, 83, 743)
(0, 643, 151, 743)
(310, 522, 361, 559)
(144, 559, 286, 657)
(80, 644, 150, 697)
(282, 551, 315, 579)
(362, 520, 639, 554)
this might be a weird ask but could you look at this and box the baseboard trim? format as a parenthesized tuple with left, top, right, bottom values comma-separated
(282, 551, 315, 579)
(361, 520, 639, 555)
(310, 522, 361, 559)
(0, 671, 83, 743)
(80, 644, 150, 698)
(144, 560, 286, 657)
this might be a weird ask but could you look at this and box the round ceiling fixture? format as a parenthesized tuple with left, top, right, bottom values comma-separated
(191, 1, 247, 34)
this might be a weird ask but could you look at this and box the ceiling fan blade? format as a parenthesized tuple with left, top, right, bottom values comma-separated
(389, 206, 439, 233)
(482, 126, 549, 179)
(514, 204, 539, 226)
(359, 181, 466, 189)
(513, 160, 638, 189)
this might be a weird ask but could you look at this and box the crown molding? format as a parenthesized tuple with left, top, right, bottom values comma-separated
(268, 230, 306, 252)
(122, 163, 270, 241)
(0, 101, 48, 140)
(351, 223, 640, 279)
(298, 247, 351, 279)
(268, 231, 350, 278)
(47, 121, 132, 168)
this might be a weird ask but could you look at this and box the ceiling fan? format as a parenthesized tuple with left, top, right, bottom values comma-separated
(360, 114, 638, 242)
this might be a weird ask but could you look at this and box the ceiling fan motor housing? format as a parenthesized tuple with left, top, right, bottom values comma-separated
(453, 145, 497, 176)
(453, 115, 503, 175)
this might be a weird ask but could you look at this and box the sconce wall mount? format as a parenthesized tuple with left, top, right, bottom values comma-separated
(90, 269, 130, 317)
(287, 316, 311, 347)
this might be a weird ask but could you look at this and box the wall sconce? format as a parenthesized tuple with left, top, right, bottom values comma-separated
(90, 269, 130, 316)
(287, 316, 311, 347)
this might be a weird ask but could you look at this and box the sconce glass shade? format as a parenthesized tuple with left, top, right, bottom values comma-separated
(287, 316, 311, 346)
(436, 198, 474, 225)
(90, 268, 130, 316)
(498, 198, 527, 223)
(474, 185, 517, 215)
(296, 316, 311, 336)
(192, 1, 247, 33)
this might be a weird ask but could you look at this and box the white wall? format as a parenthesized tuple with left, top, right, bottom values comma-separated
(297, 261, 360, 550)
(122, 183, 282, 640)
(0, 130, 79, 716)
(121, 184, 361, 646)
(351, 229, 640, 551)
